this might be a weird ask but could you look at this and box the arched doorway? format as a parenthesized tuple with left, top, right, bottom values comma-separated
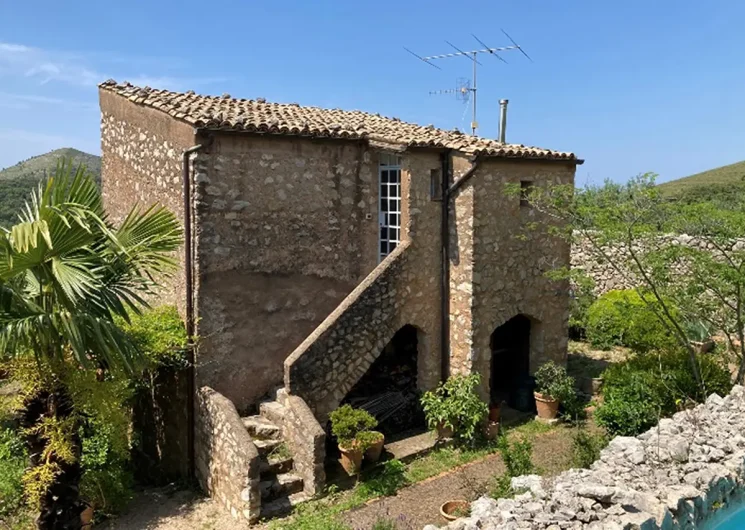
(340, 324, 425, 437)
(490, 315, 532, 412)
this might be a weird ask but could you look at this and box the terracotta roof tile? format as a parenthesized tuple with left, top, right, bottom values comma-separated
(99, 80, 579, 162)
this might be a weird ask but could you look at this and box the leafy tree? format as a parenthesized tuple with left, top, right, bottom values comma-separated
(0, 161, 182, 529)
(510, 173, 745, 393)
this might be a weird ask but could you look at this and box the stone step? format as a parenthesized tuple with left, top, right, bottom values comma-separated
(253, 438, 283, 457)
(260, 454, 294, 476)
(242, 415, 281, 440)
(260, 491, 311, 519)
(259, 472, 304, 501)
(259, 400, 286, 425)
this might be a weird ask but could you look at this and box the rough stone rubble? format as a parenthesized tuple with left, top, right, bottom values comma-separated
(427, 386, 745, 529)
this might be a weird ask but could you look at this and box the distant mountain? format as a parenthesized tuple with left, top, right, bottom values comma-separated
(0, 148, 101, 227)
(658, 160, 745, 203)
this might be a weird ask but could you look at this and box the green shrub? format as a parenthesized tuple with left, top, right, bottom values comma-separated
(0, 427, 27, 517)
(329, 405, 377, 447)
(491, 436, 534, 499)
(572, 429, 608, 468)
(596, 349, 732, 436)
(497, 436, 533, 478)
(118, 306, 189, 370)
(586, 289, 677, 352)
(420, 374, 488, 444)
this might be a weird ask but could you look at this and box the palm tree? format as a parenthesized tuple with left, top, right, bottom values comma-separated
(0, 161, 182, 529)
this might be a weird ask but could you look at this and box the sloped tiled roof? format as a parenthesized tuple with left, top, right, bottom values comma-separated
(99, 80, 579, 162)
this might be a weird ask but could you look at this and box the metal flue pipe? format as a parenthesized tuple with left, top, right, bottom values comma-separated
(498, 99, 509, 143)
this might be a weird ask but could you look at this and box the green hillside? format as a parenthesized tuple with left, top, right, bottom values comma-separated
(658, 159, 745, 197)
(0, 148, 101, 227)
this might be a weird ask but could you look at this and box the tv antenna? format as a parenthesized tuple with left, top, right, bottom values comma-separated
(405, 30, 532, 135)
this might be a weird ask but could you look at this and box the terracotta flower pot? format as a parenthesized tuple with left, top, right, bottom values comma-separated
(364, 432, 385, 463)
(81, 504, 94, 529)
(489, 403, 501, 422)
(440, 500, 470, 521)
(534, 392, 560, 420)
(485, 420, 500, 440)
(691, 340, 715, 355)
(436, 422, 455, 440)
(339, 443, 363, 475)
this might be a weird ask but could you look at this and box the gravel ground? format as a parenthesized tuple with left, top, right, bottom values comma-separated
(342, 425, 575, 529)
(103, 424, 579, 530)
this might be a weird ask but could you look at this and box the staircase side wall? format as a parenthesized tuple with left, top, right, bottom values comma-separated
(282, 395, 326, 496)
(195, 386, 262, 523)
(284, 241, 413, 420)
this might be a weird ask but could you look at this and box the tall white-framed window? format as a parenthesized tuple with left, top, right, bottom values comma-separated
(379, 153, 402, 261)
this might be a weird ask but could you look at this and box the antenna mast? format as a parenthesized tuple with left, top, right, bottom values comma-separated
(406, 30, 531, 135)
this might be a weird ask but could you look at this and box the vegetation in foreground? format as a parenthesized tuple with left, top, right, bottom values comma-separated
(0, 160, 182, 529)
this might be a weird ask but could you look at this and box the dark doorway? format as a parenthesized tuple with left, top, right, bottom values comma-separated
(340, 325, 425, 438)
(490, 315, 532, 411)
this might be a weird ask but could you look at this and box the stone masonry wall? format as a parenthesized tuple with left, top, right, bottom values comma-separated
(192, 135, 382, 411)
(432, 385, 745, 530)
(195, 386, 261, 523)
(99, 89, 196, 312)
(284, 148, 446, 420)
(281, 394, 326, 496)
(449, 159, 576, 399)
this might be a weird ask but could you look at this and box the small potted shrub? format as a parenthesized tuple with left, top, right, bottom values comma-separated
(358, 430, 385, 463)
(533, 361, 575, 420)
(329, 404, 378, 475)
(421, 373, 488, 443)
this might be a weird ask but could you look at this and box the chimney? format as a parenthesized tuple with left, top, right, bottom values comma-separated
(498, 99, 509, 143)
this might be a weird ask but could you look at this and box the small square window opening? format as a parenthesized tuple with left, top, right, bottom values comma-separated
(430, 168, 442, 201)
(520, 180, 533, 207)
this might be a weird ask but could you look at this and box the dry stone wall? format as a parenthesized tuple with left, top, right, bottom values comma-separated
(195, 386, 261, 523)
(429, 385, 745, 530)
(571, 233, 745, 295)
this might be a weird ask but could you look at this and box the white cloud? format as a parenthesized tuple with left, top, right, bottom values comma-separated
(0, 92, 97, 110)
(0, 41, 228, 90)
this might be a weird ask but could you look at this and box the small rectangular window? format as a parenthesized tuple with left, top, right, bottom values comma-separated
(430, 169, 442, 201)
(520, 180, 533, 207)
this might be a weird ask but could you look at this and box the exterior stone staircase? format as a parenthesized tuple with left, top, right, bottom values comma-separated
(241, 391, 311, 519)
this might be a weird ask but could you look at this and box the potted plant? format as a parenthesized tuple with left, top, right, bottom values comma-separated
(421, 374, 488, 444)
(533, 361, 575, 420)
(329, 404, 378, 475)
(359, 430, 385, 463)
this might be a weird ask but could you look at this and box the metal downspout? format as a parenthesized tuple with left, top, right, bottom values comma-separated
(440, 150, 451, 382)
(183, 135, 212, 478)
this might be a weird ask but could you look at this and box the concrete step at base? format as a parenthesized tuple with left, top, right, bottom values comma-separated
(260, 454, 294, 476)
(260, 473, 304, 500)
(260, 492, 311, 519)
(259, 400, 286, 425)
(241, 415, 281, 440)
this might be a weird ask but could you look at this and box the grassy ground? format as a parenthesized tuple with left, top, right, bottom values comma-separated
(263, 419, 582, 530)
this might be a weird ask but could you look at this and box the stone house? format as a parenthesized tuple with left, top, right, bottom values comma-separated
(99, 80, 580, 521)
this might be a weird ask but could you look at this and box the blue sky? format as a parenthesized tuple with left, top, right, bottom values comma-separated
(1, 0, 743, 185)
